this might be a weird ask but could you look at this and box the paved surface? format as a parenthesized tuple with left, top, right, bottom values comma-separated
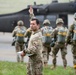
(0, 32, 73, 66)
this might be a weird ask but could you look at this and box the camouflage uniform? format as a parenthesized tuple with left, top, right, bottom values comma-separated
(67, 13, 76, 70)
(51, 18, 67, 69)
(41, 19, 53, 66)
(24, 30, 43, 75)
(12, 20, 26, 62)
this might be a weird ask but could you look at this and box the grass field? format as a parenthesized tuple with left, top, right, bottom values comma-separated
(0, 0, 72, 14)
(0, 61, 76, 75)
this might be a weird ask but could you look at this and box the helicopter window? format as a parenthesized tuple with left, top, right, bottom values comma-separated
(46, 15, 57, 28)
(35, 15, 44, 22)
(46, 15, 57, 21)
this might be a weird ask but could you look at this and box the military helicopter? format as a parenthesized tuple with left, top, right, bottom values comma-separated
(0, 0, 76, 32)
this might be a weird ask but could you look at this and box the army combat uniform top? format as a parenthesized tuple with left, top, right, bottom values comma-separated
(24, 30, 43, 75)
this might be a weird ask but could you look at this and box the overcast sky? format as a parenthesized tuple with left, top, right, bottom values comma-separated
(0, 0, 75, 14)
(28, 0, 74, 4)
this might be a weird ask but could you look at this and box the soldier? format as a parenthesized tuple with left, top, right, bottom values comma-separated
(12, 20, 26, 62)
(41, 19, 53, 66)
(21, 18, 43, 75)
(51, 18, 68, 69)
(66, 13, 76, 72)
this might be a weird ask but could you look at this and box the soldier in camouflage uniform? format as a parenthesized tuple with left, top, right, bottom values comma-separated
(21, 18, 43, 75)
(66, 13, 76, 71)
(12, 20, 26, 62)
(41, 19, 53, 66)
(51, 18, 68, 69)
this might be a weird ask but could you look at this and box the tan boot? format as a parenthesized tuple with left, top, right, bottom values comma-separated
(44, 62, 48, 67)
(64, 65, 67, 69)
(51, 65, 56, 70)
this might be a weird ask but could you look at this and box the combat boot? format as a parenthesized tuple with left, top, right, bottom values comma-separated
(63, 65, 67, 69)
(17, 55, 20, 62)
(51, 65, 56, 70)
(21, 56, 24, 62)
(17, 51, 23, 62)
(44, 62, 48, 68)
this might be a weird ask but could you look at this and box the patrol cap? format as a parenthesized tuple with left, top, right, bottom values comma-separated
(43, 19, 51, 25)
(56, 18, 64, 25)
(17, 20, 24, 26)
(74, 13, 76, 19)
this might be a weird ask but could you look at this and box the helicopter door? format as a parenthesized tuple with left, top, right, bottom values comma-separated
(59, 14, 68, 27)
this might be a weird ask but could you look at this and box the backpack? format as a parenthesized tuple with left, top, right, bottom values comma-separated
(41, 26, 53, 44)
(16, 27, 26, 43)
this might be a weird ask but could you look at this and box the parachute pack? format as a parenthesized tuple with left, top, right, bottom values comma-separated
(41, 26, 53, 44)
(57, 27, 67, 43)
(16, 27, 26, 43)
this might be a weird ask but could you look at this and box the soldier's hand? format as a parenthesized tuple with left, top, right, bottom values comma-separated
(29, 5, 33, 14)
(21, 51, 26, 57)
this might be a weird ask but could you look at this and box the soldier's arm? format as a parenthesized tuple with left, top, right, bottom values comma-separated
(29, 6, 35, 21)
(66, 24, 74, 44)
(24, 29, 29, 37)
(67, 24, 74, 37)
(12, 26, 18, 37)
(69, 24, 74, 33)
(23, 37, 41, 55)
(12, 29, 16, 37)
(52, 29, 58, 42)
(24, 28, 32, 38)
(30, 13, 35, 20)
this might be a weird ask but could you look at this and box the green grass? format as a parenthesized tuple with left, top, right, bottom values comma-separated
(43, 66, 76, 75)
(0, 61, 76, 75)
(0, 0, 71, 14)
(0, 61, 27, 75)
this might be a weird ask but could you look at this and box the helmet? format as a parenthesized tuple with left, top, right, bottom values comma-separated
(74, 13, 76, 19)
(17, 20, 24, 26)
(56, 18, 64, 24)
(43, 19, 51, 25)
